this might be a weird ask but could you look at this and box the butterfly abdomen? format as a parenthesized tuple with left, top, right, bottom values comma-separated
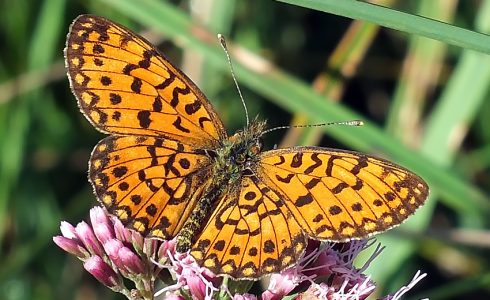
(175, 150, 237, 253)
(175, 184, 225, 253)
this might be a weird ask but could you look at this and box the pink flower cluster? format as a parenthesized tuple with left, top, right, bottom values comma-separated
(53, 207, 168, 299)
(54, 207, 426, 299)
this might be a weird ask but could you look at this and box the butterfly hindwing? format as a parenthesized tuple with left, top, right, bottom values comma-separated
(257, 147, 429, 241)
(90, 135, 212, 238)
(190, 175, 306, 279)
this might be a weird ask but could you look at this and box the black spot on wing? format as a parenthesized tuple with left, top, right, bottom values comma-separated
(109, 93, 122, 105)
(131, 78, 142, 93)
(137, 110, 151, 128)
(100, 76, 111, 86)
(351, 156, 368, 175)
(184, 99, 202, 115)
(326, 155, 340, 177)
(290, 153, 303, 168)
(304, 153, 322, 174)
(153, 96, 163, 112)
(93, 44, 104, 54)
(295, 193, 314, 207)
(173, 116, 190, 133)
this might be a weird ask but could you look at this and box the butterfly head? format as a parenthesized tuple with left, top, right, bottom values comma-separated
(214, 119, 266, 177)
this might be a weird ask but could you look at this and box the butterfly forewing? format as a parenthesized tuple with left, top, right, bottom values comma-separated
(65, 15, 227, 148)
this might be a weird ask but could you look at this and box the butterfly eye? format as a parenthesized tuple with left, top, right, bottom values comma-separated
(242, 167, 254, 176)
(235, 153, 246, 164)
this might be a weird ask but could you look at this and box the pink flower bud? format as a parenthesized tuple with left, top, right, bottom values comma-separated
(113, 217, 133, 244)
(76, 221, 104, 257)
(131, 229, 145, 252)
(262, 272, 298, 300)
(90, 207, 114, 244)
(84, 256, 121, 288)
(119, 246, 145, 274)
(103, 239, 125, 269)
(60, 221, 78, 239)
(186, 273, 206, 300)
(53, 236, 88, 258)
(157, 239, 177, 262)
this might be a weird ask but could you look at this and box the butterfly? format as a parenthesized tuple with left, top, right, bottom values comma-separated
(65, 15, 429, 280)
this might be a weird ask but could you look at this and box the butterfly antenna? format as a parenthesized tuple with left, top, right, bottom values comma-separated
(260, 120, 364, 137)
(218, 34, 250, 126)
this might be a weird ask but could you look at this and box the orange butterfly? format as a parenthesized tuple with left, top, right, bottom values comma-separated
(65, 15, 429, 279)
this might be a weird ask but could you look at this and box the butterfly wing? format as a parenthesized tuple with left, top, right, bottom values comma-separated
(256, 147, 429, 241)
(65, 15, 226, 148)
(90, 135, 212, 238)
(190, 175, 307, 279)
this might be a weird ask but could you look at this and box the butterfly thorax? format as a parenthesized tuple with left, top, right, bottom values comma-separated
(175, 119, 267, 253)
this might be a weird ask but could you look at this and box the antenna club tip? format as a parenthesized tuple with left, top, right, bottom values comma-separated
(331, 120, 364, 126)
(218, 34, 226, 47)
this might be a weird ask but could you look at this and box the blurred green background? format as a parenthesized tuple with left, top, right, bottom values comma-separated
(1, 0, 490, 299)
